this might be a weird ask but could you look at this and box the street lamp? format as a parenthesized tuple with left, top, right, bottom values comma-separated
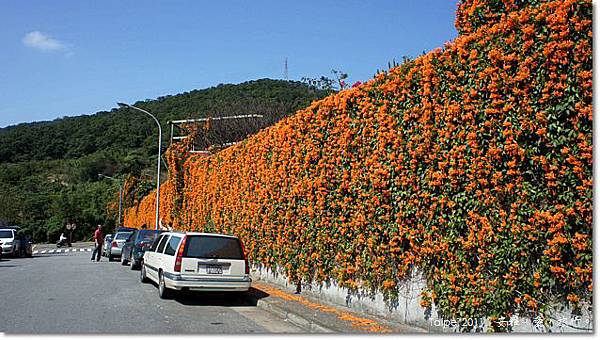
(117, 102, 162, 231)
(98, 174, 123, 228)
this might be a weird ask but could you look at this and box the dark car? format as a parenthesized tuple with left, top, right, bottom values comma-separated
(116, 226, 137, 233)
(16, 232, 33, 257)
(121, 229, 162, 269)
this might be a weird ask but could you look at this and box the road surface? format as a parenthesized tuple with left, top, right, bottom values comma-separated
(0, 247, 303, 334)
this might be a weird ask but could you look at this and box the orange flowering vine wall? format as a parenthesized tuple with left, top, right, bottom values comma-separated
(124, 0, 592, 325)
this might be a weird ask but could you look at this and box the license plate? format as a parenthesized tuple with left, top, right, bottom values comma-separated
(206, 265, 223, 274)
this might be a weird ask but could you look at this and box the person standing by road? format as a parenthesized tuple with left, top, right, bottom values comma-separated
(91, 225, 103, 262)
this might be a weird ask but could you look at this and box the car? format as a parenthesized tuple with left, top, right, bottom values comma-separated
(140, 232, 251, 299)
(121, 229, 162, 269)
(116, 226, 137, 233)
(102, 234, 113, 257)
(108, 231, 133, 261)
(16, 232, 33, 257)
(0, 228, 21, 257)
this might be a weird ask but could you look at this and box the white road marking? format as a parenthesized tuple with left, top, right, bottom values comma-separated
(29, 248, 98, 255)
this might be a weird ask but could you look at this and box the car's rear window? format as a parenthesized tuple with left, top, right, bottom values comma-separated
(184, 236, 243, 260)
(0, 230, 13, 238)
(115, 232, 132, 240)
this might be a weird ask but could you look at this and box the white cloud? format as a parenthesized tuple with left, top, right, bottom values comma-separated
(22, 31, 66, 51)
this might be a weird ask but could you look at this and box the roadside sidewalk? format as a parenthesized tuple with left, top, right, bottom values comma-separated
(248, 276, 426, 334)
(33, 241, 95, 251)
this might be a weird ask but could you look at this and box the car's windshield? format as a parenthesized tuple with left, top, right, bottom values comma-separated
(137, 231, 159, 242)
(0, 230, 13, 238)
(115, 232, 132, 240)
(183, 236, 243, 260)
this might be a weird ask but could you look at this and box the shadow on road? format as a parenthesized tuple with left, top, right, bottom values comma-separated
(171, 287, 270, 307)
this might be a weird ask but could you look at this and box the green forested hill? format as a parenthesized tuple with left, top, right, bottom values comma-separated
(0, 79, 327, 162)
(0, 79, 328, 242)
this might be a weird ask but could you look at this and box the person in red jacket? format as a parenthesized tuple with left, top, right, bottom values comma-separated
(91, 225, 103, 262)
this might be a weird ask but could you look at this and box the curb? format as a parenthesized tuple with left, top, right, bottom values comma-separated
(254, 297, 335, 333)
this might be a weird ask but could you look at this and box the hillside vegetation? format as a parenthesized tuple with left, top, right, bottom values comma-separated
(124, 0, 592, 328)
(0, 79, 328, 241)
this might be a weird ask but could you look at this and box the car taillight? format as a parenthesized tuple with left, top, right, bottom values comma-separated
(174, 236, 187, 272)
(239, 240, 249, 275)
(112, 241, 117, 247)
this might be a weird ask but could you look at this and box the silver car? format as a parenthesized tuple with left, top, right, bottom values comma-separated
(108, 231, 132, 261)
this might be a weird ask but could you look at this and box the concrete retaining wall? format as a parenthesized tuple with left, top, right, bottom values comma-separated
(251, 264, 593, 333)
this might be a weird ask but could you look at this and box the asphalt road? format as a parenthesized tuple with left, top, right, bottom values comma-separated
(0, 249, 303, 334)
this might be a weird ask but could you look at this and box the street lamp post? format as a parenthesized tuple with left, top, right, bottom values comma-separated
(98, 174, 123, 228)
(117, 102, 162, 231)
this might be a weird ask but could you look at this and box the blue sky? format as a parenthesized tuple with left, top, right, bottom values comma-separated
(0, 0, 458, 128)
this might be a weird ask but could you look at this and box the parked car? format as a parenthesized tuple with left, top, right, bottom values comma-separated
(102, 234, 113, 257)
(121, 229, 162, 269)
(108, 231, 133, 261)
(0, 241, 3, 260)
(16, 232, 33, 257)
(0, 228, 20, 257)
(140, 232, 251, 299)
(116, 226, 137, 233)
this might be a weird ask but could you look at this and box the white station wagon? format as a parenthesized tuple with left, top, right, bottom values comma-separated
(140, 231, 251, 298)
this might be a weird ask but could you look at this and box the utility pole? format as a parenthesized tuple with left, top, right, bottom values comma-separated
(284, 57, 289, 80)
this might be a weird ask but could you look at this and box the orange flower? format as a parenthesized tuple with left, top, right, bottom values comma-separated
(122, 0, 592, 322)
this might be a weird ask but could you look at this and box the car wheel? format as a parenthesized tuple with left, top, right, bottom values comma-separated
(108, 255, 114, 262)
(121, 255, 127, 266)
(140, 261, 149, 283)
(130, 256, 137, 270)
(158, 271, 172, 299)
